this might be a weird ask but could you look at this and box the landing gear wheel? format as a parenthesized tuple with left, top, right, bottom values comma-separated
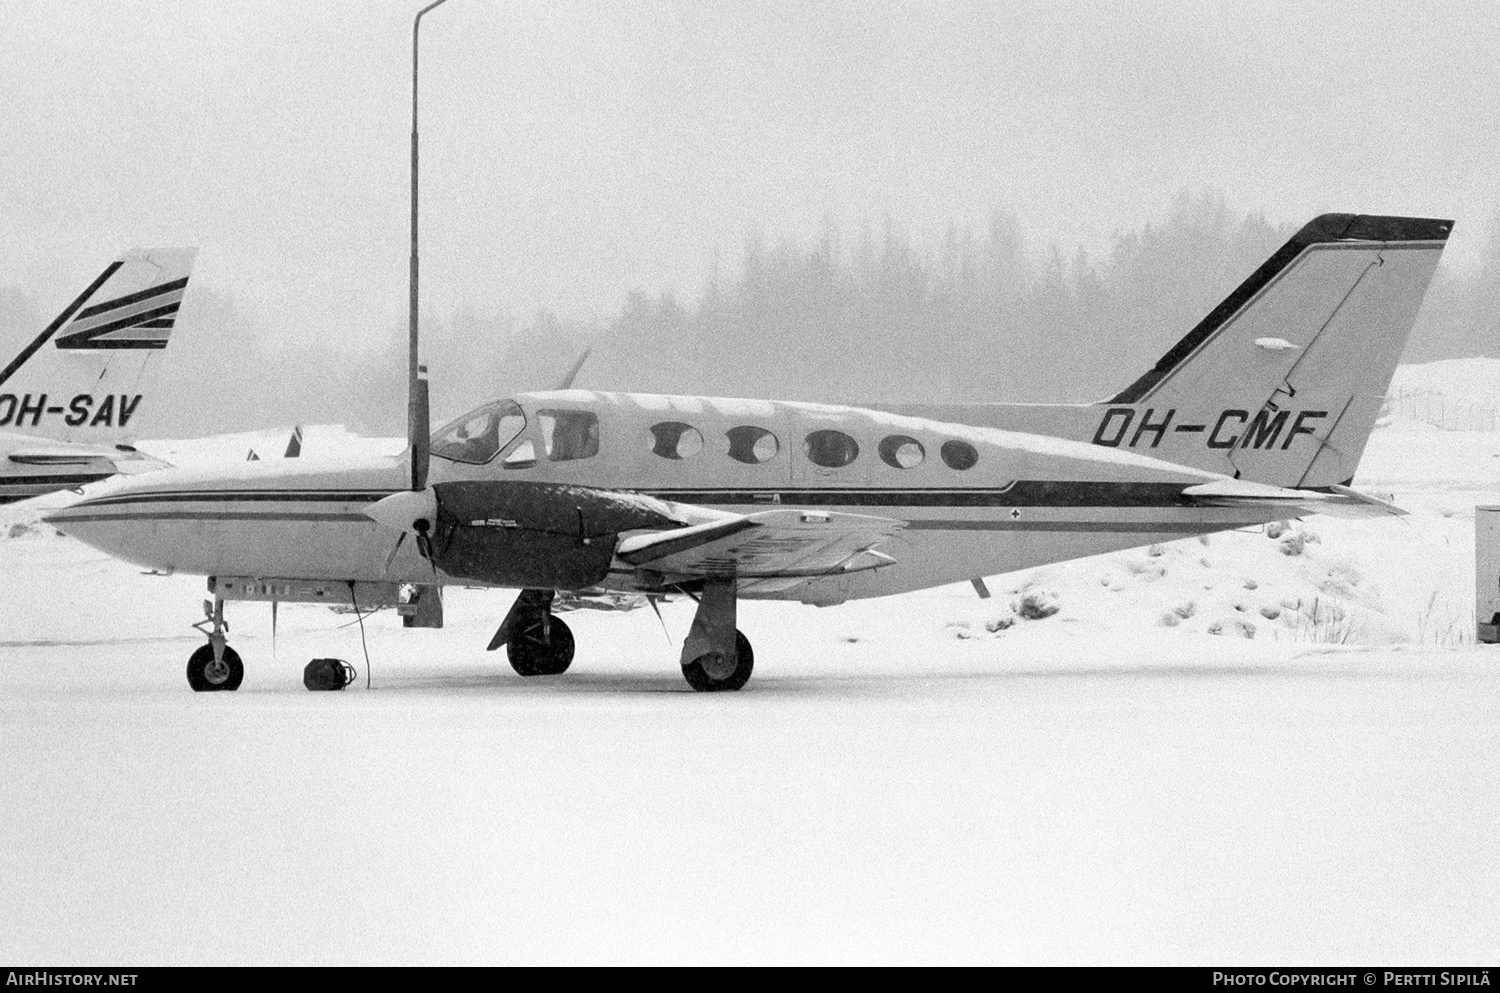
(682, 630, 753, 692)
(187, 644, 244, 692)
(507, 617, 575, 676)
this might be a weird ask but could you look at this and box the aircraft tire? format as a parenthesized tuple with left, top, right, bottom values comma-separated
(682, 631, 753, 692)
(507, 617, 575, 676)
(187, 644, 244, 692)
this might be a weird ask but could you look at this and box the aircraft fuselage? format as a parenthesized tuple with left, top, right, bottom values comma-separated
(50, 390, 1278, 604)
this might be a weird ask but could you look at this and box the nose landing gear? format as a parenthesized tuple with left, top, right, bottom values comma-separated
(188, 595, 243, 691)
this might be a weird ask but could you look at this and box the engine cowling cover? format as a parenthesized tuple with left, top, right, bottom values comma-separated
(428, 480, 682, 589)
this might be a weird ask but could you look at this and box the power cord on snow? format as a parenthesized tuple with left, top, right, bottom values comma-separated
(336, 605, 389, 629)
(348, 580, 373, 689)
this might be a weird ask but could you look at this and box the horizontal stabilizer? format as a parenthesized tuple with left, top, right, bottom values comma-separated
(7, 443, 168, 473)
(1327, 484, 1407, 518)
(1182, 479, 1406, 518)
(9, 445, 115, 465)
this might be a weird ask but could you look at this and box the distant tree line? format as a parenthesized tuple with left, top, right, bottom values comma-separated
(2, 192, 1497, 439)
(583, 193, 1298, 406)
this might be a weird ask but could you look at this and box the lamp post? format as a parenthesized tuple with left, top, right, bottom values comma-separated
(409, 0, 451, 490)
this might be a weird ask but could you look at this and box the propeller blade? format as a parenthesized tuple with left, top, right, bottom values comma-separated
(414, 519, 435, 566)
(383, 531, 408, 572)
(410, 366, 430, 491)
(556, 347, 592, 390)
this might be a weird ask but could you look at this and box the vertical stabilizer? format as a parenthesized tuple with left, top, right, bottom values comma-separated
(1090, 215, 1449, 487)
(0, 247, 197, 444)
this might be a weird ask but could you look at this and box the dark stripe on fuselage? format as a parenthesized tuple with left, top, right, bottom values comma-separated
(66, 481, 1197, 514)
(51, 481, 1238, 535)
(905, 520, 1252, 533)
(54, 511, 1240, 533)
(0, 262, 124, 389)
(50, 511, 375, 524)
(642, 482, 1192, 508)
(75, 489, 398, 508)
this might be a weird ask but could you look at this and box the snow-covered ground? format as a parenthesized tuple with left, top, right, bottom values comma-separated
(2, 377, 1499, 964)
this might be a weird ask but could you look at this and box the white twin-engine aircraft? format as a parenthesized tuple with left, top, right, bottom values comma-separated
(0, 248, 197, 505)
(49, 215, 1447, 692)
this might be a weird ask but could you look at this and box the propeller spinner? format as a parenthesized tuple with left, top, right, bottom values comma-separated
(366, 487, 439, 571)
(365, 488, 438, 537)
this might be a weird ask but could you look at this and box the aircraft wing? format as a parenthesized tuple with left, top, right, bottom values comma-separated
(616, 508, 906, 594)
(1182, 479, 1406, 518)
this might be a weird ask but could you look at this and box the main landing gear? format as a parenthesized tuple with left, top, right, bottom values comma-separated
(488, 588, 575, 676)
(678, 577, 753, 691)
(487, 581, 754, 690)
(187, 595, 243, 692)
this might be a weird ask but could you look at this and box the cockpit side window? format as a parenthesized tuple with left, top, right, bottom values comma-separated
(430, 400, 527, 465)
(538, 409, 600, 462)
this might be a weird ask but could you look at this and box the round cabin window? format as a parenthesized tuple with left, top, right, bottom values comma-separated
(804, 429, 860, 469)
(726, 425, 780, 465)
(648, 421, 704, 460)
(878, 435, 925, 469)
(940, 439, 979, 470)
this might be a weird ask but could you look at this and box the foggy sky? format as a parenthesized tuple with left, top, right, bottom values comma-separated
(3, 0, 1498, 346)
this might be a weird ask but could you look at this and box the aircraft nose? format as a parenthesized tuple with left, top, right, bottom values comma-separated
(364, 488, 438, 534)
(43, 497, 107, 531)
(42, 488, 167, 570)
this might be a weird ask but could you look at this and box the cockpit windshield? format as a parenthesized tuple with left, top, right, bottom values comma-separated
(429, 400, 527, 465)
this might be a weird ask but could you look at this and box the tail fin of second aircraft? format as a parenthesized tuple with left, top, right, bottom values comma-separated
(0, 247, 197, 444)
(1090, 215, 1450, 487)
